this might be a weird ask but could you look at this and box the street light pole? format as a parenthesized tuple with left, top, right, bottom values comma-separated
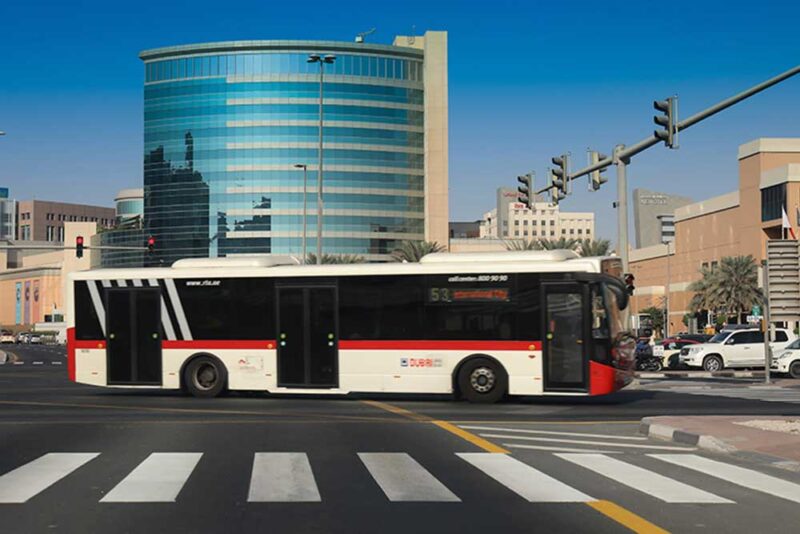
(664, 239, 671, 338)
(293, 163, 308, 264)
(307, 53, 336, 265)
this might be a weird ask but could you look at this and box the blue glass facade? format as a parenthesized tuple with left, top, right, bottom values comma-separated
(141, 41, 426, 264)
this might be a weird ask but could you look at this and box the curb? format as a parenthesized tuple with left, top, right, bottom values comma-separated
(639, 417, 800, 472)
(636, 370, 766, 379)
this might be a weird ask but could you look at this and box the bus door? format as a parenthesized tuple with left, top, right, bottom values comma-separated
(106, 288, 162, 385)
(542, 283, 589, 392)
(276, 285, 338, 388)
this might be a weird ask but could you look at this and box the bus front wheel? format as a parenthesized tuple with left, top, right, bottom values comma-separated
(457, 357, 507, 404)
(184, 355, 227, 398)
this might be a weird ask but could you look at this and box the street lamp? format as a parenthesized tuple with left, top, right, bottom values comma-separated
(293, 163, 308, 264)
(307, 53, 336, 265)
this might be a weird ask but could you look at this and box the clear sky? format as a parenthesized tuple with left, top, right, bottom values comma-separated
(1, 0, 799, 242)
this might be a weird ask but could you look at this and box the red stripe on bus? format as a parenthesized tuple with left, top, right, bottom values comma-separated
(338, 340, 542, 351)
(72, 339, 107, 349)
(162, 340, 277, 350)
(67, 327, 76, 382)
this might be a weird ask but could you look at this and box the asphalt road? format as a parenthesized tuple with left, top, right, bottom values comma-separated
(2, 345, 800, 533)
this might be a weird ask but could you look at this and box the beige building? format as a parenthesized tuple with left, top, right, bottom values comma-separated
(480, 188, 594, 241)
(16, 199, 115, 242)
(630, 138, 800, 330)
(0, 222, 98, 328)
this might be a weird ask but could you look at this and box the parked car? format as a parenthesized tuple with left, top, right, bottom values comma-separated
(672, 333, 712, 343)
(771, 338, 800, 379)
(0, 330, 14, 344)
(679, 328, 796, 371)
(28, 333, 42, 344)
(15, 332, 30, 344)
(660, 338, 703, 368)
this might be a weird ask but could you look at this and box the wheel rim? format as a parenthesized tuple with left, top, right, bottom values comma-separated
(706, 358, 720, 371)
(470, 367, 496, 393)
(791, 362, 800, 377)
(193, 363, 218, 391)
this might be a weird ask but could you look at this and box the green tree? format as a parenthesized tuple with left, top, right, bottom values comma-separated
(306, 253, 366, 264)
(537, 237, 580, 251)
(504, 239, 540, 251)
(688, 255, 763, 323)
(640, 305, 665, 338)
(390, 241, 445, 262)
(709, 255, 763, 320)
(577, 238, 612, 257)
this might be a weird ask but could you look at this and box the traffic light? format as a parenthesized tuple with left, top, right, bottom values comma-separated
(550, 155, 569, 204)
(588, 151, 608, 191)
(147, 236, 156, 254)
(75, 236, 84, 259)
(516, 173, 533, 209)
(624, 273, 635, 295)
(653, 96, 678, 148)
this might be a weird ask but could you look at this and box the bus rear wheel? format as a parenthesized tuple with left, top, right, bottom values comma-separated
(184, 355, 227, 398)
(457, 357, 507, 404)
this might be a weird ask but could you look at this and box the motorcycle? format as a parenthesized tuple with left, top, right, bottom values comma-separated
(634, 340, 663, 372)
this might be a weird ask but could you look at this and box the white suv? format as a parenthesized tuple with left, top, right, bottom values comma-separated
(771, 338, 800, 378)
(679, 328, 795, 371)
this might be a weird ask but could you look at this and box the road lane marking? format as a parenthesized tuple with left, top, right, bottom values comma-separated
(51, 362, 62, 365)
(478, 433, 695, 451)
(360, 400, 508, 453)
(360, 453, 460, 502)
(0, 453, 99, 503)
(587, 500, 670, 534)
(248, 453, 321, 502)
(100, 452, 202, 502)
(432, 421, 510, 453)
(32, 361, 43, 365)
(461, 425, 649, 441)
(652, 454, 800, 504)
(458, 452, 591, 502)
(505, 444, 616, 453)
(557, 453, 732, 503)
(13, 362, 24, 365)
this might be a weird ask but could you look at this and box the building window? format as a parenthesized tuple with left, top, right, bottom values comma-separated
(702, 262, 709, 270)
(532, 231, 537, 237)
(58, 226, 64, 241)
(711, 261, 718, 270)
(514, 220, 519, 226)
(46, 226, 54, 241)
(550, 220, 555, 226)
(523, 220, 528, 226)
(514, 231, 519, 236)
(577, 229, 582, 234)
(569, 229, 574, 234)
(761, 183, 786, 222)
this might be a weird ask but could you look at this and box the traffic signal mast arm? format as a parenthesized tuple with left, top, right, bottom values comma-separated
(534, 63, 800, 195)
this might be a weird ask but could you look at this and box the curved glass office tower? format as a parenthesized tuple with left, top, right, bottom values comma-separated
(139, 34, 447, 264)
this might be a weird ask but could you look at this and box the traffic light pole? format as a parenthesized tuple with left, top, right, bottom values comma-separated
(614, 145, 629, 270)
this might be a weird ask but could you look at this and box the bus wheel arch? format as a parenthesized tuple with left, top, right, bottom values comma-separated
(181, 353, 228, 398)
(454, 354, 508, 404)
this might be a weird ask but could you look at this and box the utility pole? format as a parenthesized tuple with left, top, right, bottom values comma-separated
(614, 145, 629, 270)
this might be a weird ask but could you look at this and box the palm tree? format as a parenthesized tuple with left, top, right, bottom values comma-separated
(577, 238, 611, 257)
(688, 266, 717, 313)
(306, 253, 366, 264)
(537, 237, 580, 251)
(504, 239, 540, 251)
(390, 241, 445, 262)
(708, 255, 763, 320)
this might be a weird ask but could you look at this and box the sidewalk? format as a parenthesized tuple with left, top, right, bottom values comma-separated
(641, 415, 800, 470)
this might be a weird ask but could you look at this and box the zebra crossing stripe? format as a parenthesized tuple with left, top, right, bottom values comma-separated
(457, 453, 592, 502)
(100, 453, 202, 503)
(651, 454, 800, 504)
(557, 453, 732, 503)
(0, 453, 99, 503)
(248, 453, 321, 502)
(359, 453, 460, 502)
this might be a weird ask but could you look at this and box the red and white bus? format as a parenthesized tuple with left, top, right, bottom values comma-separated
(66, 250, 633, 403)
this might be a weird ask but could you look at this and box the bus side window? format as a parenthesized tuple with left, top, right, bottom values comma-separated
(591, 284, 612, 364)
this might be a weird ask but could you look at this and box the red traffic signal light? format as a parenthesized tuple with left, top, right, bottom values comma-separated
(76, 236, 84, 258)
(147, 236, 155, 253)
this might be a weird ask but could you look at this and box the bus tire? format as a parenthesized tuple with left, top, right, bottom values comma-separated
(457, 357, 507, 404)
(183, 355, 227, 398)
